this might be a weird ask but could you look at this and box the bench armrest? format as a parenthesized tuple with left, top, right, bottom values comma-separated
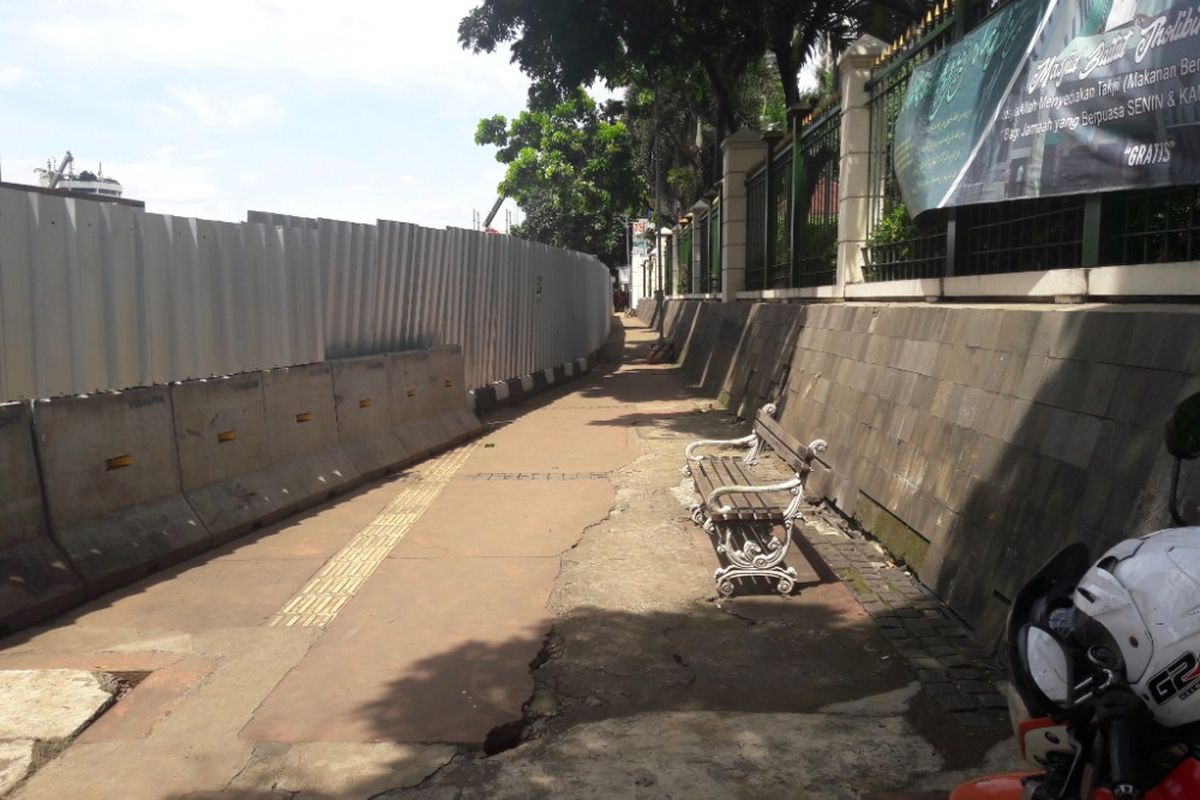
(683, 434, 757, 463)
(706, 477, 803, 515)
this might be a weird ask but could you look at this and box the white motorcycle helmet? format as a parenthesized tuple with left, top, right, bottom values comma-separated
(1070, 528, 1200, 728)
(1014, 394, 1200, 729)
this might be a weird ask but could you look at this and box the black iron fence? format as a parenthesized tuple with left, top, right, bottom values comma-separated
(863, 6, 955, 281)
(696, 209, 712, 294)
(768, 142, 794, 288)
(745, 165, 768, 291)
(794, 106, 841, 288)
(709, 197, 723, 293)
(678, 226, 693, 293)
(743, 107, 842, 292)
(957, 197, 1085, 275)
(1100, 187, 1200, 266)
(677, 197, 721, 295)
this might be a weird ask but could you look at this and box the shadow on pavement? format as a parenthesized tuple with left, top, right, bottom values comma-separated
(165, 597, 1006, 798)
(85, 315, 1018, 799)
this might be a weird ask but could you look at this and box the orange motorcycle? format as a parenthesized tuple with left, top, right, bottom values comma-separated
(952, 393, 1200, 800)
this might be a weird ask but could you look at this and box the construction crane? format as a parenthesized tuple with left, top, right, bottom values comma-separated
(45, 151, 74, 189)
(482, 196, 505, 229)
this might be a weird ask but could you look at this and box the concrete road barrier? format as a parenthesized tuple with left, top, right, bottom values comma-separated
(332, 355, 412, 478)
(387, 350, 454, 459)
(0, 402, 84, 630)
(172, 374, 295, 545)
(262, 364, 361, 509)
(426, 345, 483, 443)
(34, 388, 210, 596)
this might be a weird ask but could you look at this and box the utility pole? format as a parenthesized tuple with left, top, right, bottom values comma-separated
(624, 217, 631, 274)
(654, 87, 665, 343)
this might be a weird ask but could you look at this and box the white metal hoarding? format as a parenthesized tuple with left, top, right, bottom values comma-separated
(0, 186, 610, 401)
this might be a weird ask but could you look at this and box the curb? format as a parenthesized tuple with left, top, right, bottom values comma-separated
(469, 351, 602, 414)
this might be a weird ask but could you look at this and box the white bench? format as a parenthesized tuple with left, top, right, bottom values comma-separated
(683, 403, 827, 596)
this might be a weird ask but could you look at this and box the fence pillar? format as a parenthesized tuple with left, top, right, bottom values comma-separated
(690, 199, 710, 293)
(720, 128, 769, 302)
(836, 34, 887, 288)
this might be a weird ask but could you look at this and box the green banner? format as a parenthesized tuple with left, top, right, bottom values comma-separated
(896, 0, 1200, 214)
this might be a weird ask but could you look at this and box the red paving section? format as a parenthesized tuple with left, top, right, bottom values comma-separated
(1, 319, 688, 799)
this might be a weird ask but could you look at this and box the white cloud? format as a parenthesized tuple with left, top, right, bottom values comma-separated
(107, 147, 222, 210)
(21, 1, 529, 106)
(154, 88, 284, 130)
(0, 65, 28, 87)
(1, 1, 533, 229)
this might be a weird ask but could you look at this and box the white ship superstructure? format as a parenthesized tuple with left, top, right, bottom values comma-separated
(34, 151, 124, 198)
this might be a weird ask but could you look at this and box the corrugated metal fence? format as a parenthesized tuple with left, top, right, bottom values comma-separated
(257, 213, 612, 391)
(0, 186, 611, 400)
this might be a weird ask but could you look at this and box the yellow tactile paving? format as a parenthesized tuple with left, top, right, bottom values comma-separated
(267, 442, 479, 628)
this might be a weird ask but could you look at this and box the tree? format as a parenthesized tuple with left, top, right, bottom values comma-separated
(459, 0, 766, 141)
(622, 65, 713, 219)
(476, 90, 648, 265)
(461, 0, 925, 218)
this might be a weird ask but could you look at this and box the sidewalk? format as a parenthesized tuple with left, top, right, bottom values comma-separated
(0, 317, 1018, 799)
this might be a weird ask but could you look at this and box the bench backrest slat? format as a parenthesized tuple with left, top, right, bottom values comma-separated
(754, 409, 815, 475)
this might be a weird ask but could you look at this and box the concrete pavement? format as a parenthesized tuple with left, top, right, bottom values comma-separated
(0, 317, 1018, 799)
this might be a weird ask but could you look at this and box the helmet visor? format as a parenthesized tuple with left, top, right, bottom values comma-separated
(1025, 626, 1073, 707)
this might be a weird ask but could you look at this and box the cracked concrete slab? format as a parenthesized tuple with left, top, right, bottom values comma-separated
(820, 682, 923, 716)
(8, 629, 320, 799)
(0, 669, 115, 740)
(0, 740, 35, 796)
(389, 710, 944, 800)
(227, 742, 459, 798)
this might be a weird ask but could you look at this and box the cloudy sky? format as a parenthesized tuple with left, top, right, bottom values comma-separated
(0, 0, 538, 228)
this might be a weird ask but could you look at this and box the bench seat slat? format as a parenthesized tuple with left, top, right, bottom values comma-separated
(691, 456, 791, 521)
(715, 458, 767, 521)
(725, 459, 777, 520)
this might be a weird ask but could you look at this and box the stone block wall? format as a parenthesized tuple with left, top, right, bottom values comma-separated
(656, 299, 1200, 646)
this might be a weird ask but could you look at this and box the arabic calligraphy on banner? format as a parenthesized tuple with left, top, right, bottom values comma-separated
(895, 0, 1200, 214)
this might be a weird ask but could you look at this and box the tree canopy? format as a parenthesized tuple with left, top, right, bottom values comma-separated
(461, 0, 929, 263)
(476, 91, 648, 266)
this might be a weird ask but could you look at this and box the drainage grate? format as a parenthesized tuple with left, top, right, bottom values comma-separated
(461, 472, 609, 481)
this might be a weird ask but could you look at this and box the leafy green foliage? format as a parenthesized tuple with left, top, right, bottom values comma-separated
(867, 203, 916, 248)
(460, 0, 770, 137)
(476, 91, 648, 266)
(864, 202, 918, 279)
(798, 219, 838, 266)
(461, 0, 931, 237)
(746, 57, 789, 131)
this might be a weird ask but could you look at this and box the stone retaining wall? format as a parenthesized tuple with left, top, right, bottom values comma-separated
(645, 297, 1200, 645)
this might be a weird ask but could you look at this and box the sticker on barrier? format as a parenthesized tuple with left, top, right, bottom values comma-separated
(262, 364, 362, 508)
(33, 388, 210, 596)
(332, 355, 412, 478)
(172, 374, 294, 545)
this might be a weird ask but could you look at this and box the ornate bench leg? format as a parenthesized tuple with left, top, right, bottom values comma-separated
(712, 489, 805, 597)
